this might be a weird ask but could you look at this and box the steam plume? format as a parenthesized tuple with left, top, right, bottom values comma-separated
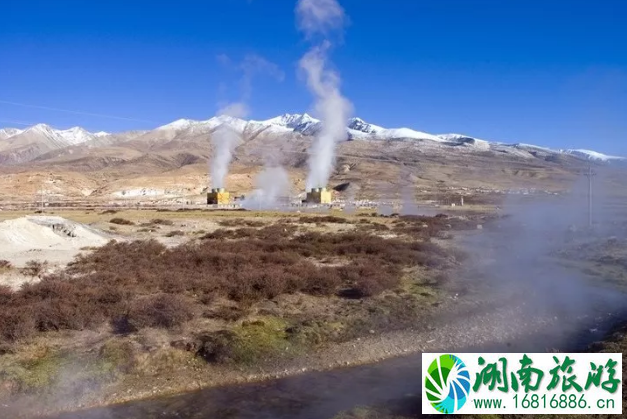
(216, 53, 284, 118)
(210, 123, 241, 189)
(242, 166, 290, 209)
(297, 0, 346, 38)
(216, 102, 250, 119)
(296, 0, 352, 190)
(211, 53, 282, 189)
(399, 166, 419, 215)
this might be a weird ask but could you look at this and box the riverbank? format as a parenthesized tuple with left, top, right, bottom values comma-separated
(332, 320, 627, 419)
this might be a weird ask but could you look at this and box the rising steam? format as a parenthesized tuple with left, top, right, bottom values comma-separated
(211, 53, 284, 190)
(242, 166, 290, 209)
(210, 124, 241, 189)
(297, 0, 352, 190)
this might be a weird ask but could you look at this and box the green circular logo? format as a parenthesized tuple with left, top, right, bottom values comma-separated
(425, 354, 471, 413)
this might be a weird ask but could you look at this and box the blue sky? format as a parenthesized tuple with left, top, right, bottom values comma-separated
(1, 0, 626, 154)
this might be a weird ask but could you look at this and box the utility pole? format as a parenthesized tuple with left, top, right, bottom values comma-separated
(583, 165, 596, 228)
(37, 188, 45, 212)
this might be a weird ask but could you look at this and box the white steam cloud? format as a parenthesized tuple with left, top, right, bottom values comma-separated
(216, 102, 250, 119)
(297, 0, 352, 190)
(216, 53, 284, 118)
(211, 53, 283, 189)
(296, 0, 346, 38)
(211, 124, 241, 189)
(242, 166, 290, 209)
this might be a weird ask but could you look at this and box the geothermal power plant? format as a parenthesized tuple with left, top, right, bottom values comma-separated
(305, 187, 332, 204)
(206, 188, 230, 205)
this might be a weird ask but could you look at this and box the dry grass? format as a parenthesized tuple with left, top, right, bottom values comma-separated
(164, 230, 185, 237)
(0, 260, 13, 273)
(19, 260, 48, 278)
(109, 218, 134, 225)
(0, 215, 462, 341)
(217, 218, 265, 228)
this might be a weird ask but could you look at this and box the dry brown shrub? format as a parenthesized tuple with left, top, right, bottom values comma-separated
(124, 294, 194, 330)
(0, 285, 13, 305)
(0, 216, 456, 341)
(110, 218, 134, 225)
(149, 218, 174, 226)
(218, 219, 265, 228)
(298, 215, 348, 224)
(20, 260, 48, 277)
(0, 308, 37, 340)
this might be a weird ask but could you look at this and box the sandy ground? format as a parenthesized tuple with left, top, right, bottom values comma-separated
(0, 216, 113, 289)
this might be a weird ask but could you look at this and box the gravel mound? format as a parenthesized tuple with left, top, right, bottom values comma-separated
(0, 216, 111, 268)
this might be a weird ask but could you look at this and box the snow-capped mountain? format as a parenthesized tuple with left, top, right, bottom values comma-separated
(436, 133, 491, 150)
(156, 118, 197, 131)
(0, 113, 624, 165)
(0, 124, 107, 146)
(347, 117, 445, 142)
(0, 128, 23, 140)
(258, 113, 319, 131)
(0, 124, 114, 164)
(347, 117, 383, 134)
(560, 149, 625, 162)
(155, 115, 249, 134)
(55, 126, 100, 145)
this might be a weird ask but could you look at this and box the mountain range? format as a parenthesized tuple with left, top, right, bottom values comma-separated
(0, 113, 625, 204)
(0, 113, 624, 166)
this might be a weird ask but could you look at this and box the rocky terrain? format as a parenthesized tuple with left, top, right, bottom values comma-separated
(1, 114, 625, 206)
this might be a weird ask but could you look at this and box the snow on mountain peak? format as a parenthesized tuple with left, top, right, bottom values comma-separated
(345, 117, 444, 142)
(206, 115, 248, 132)
(0, 128, 24, 140)
(347, 117, 383, 134)
(157, 119, 198, 131)
(259, 113, 320, 128)
(56, 126, 94, 145)
(561, 149, 626, 162)
(28, 123, 55, 134)
(3, 115, 625, 166)
(4, 124, 104, 147)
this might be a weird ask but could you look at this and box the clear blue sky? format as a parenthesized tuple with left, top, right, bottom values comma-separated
(1, 0, 626, 154)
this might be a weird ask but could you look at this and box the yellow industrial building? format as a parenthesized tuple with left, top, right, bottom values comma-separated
(207, 188, 230, 205)
(305, 187, 332, 204)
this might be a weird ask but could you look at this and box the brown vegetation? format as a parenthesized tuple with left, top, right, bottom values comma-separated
(297, 215, 349, 224)
(145, 218, 174, 226)
(109, 218, 134, 226)
(391, 214, 478, 239)
(217, 218, 265, 228)
(19, 260, 48, 277)
(0, 220, 458, 341)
